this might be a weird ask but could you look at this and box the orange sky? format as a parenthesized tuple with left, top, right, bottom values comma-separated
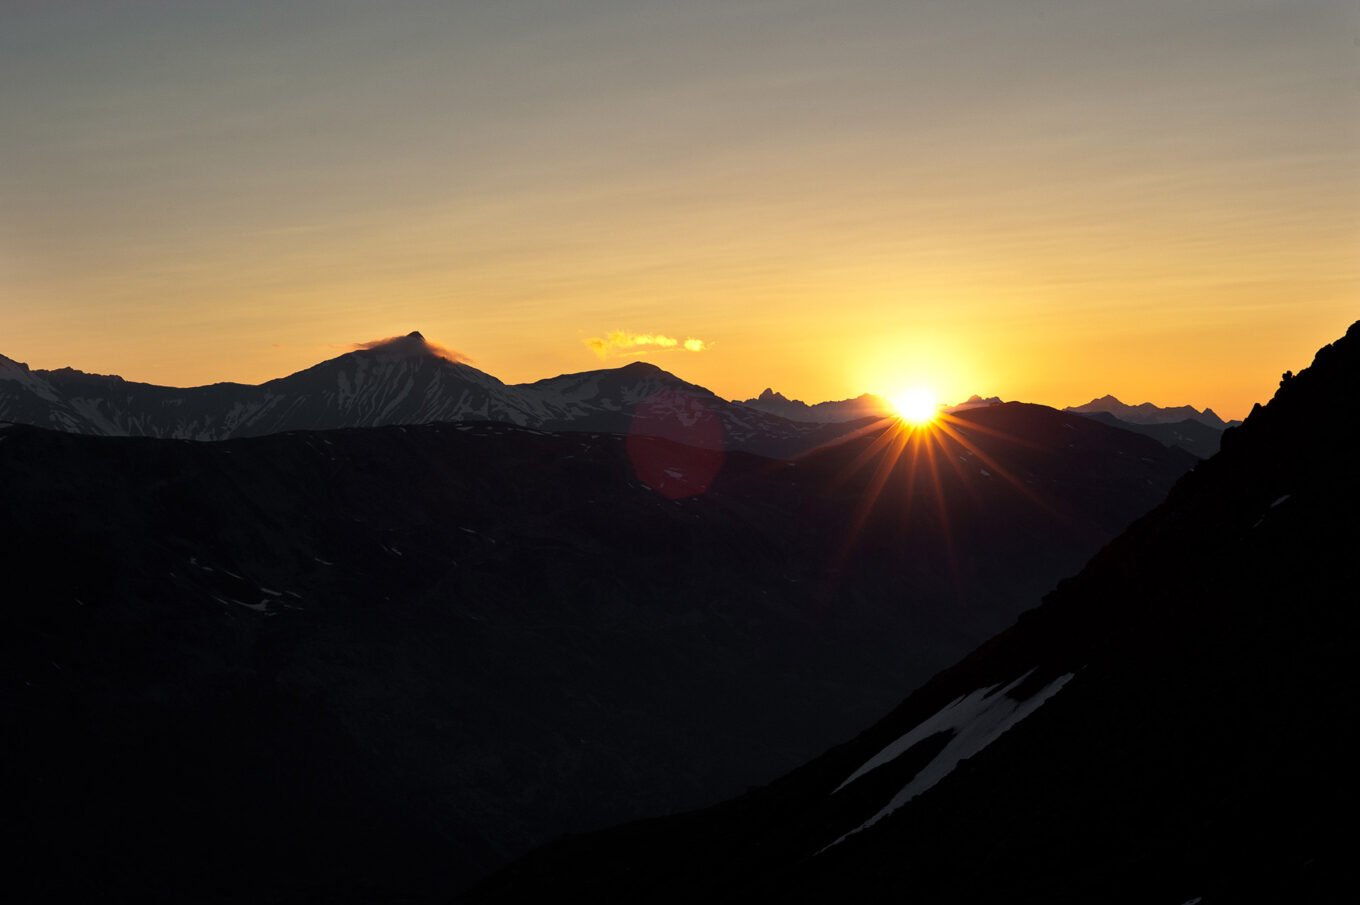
(3, 2, 1356, 420)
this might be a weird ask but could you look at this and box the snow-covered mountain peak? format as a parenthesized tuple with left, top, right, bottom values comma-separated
(0, 352, 31, 378)
(0, 353, 61, 402)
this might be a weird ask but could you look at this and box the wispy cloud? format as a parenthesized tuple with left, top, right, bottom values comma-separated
(350, 334, 471, 364)
(585, 331, 708, 359)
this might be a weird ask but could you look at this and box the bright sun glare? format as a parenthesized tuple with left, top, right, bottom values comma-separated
(891, 387, 940, 425)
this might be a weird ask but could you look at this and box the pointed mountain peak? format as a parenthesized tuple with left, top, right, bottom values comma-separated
(616, 360, 667, 376)
(608, 360, 712, 395)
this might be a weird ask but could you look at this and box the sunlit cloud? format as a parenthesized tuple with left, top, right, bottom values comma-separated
(585, 331, 708, 359)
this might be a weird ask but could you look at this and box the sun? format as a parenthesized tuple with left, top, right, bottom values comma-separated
(890, 387, 940, 426)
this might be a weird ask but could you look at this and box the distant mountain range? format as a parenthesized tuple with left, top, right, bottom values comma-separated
(0, 332, 868, 458)
(469, 323, 1360, 903)
(4, 393, 1195, 899)
(1065, 393, 1237, 429)
(945, 394, 1005, 413)
(736, 388, 892, 423)
(4, 335, 1238, 464)
(736, 390, 1006, 423)
(1063, 395, 1241, 458)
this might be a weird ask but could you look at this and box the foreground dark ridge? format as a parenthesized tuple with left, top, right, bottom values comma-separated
(2, 402, 1191, 901)
(469, 321, 1360, 904)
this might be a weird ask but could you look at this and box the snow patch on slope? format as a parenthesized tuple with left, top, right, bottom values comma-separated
(826, 670, 1074, 847)
(0, 355, 61, 402)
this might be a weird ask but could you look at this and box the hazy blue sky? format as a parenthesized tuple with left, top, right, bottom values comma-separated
(2, 1, 1356, 415)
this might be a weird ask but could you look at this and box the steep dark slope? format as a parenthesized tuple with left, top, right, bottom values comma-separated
(1, 401, 1190, 901)
(470, 321, 1360, 904)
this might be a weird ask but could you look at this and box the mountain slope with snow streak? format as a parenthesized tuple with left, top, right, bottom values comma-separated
(470, 322, 1360, 904)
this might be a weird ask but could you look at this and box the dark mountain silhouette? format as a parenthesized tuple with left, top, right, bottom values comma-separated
(2, 400, 1193, 900)
(945, 394, 1005, 413)
(469, 322, 1360, 904)
(0, 334, 863, 457)
(1078, 410, 1226, 458)
(1066, 393, 1233, 429)
(736, 388, 892, 423)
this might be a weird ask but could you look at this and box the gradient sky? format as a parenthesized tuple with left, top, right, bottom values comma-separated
(2, 0, 1356, 418)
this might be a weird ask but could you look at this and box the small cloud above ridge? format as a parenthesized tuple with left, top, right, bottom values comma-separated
(585, 331, 708, 359)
